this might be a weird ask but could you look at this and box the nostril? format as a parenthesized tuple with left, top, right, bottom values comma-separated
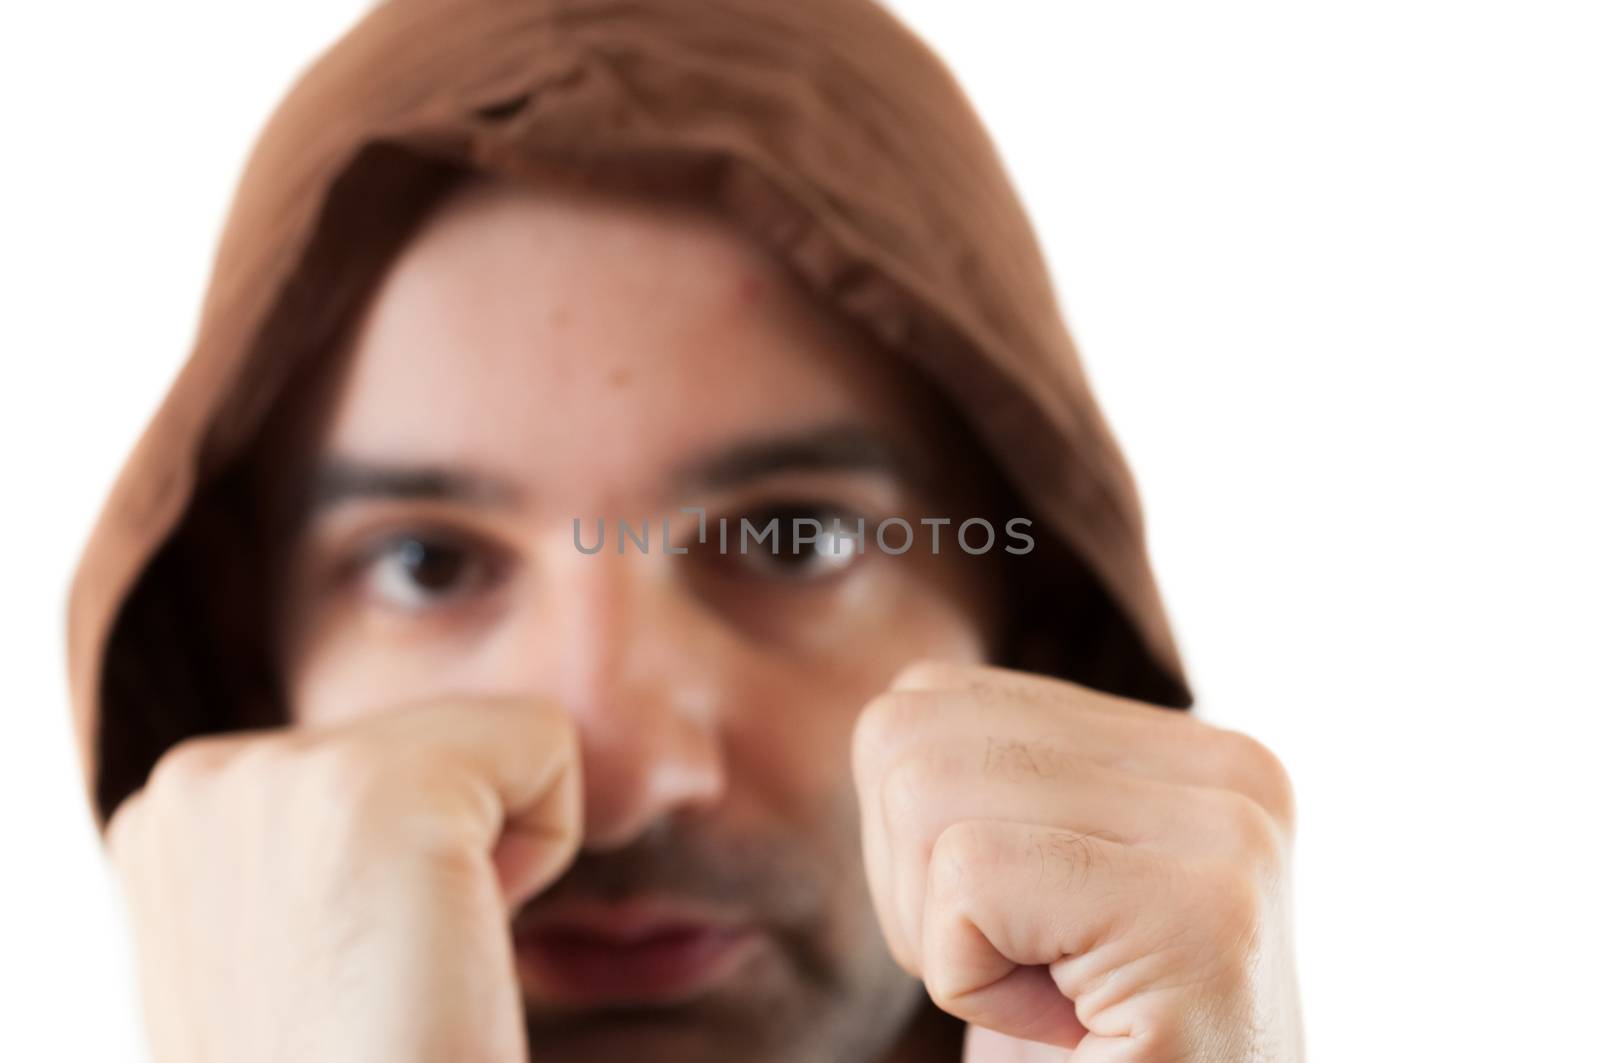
(473, 92, 532, 123)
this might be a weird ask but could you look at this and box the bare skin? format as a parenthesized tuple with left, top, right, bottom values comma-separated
(106, 176, 1301, 1062)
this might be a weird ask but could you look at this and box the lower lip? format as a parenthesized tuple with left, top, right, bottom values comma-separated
(516, 925, 760, 1006)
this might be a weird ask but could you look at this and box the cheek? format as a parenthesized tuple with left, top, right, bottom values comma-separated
(719, 564, 993, 856)
(283, 638, 409, 730)
(713, 584, 987, 990)
(281, 614, 500, 729)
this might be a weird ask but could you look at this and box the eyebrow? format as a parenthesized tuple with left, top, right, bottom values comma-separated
(671, 423, 925, 494)
(303, 423, 923, 518)
(308, 458, 524, 514)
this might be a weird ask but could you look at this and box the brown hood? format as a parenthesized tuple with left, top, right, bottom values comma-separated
(67, 0, 1190, 829)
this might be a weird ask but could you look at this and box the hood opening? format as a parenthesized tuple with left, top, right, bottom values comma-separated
(88, 140, 1188, 827)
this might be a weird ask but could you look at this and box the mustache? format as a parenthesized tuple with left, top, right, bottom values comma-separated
(513, 812, 842, 1007)
(518, 812, 824, 930)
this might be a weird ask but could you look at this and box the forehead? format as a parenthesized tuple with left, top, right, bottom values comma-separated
(313, 175, 944, 502)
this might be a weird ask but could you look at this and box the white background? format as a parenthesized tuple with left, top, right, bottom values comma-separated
(3, 1, 1596, 1059)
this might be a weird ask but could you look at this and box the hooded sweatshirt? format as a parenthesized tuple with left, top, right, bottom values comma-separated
(66, 0, 1191, 831)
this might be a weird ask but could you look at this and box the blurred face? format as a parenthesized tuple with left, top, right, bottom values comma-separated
(272, 175, 1000, 1062)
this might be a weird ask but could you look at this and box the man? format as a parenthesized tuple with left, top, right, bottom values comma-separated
(67, 1, 1302, 1060)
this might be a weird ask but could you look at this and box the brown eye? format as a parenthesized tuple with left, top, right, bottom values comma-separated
(728, 503, 866, 581)
(360, 533, 497, 610)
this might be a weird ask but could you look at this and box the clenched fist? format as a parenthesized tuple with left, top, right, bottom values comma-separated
(853, 662, 1302, 1062)
(105, 698, 582, 1063)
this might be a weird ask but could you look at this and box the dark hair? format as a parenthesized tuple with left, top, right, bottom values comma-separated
(93, 151, 1185, 824)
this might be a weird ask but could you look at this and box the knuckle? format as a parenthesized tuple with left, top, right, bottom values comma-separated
(123, 734, 292, 847)
(853, 691, 919, 775)
(217, 731, 295, 780)
(144, 734, 233, 797)
(1206, 786, 1285, 868)
(527, 701, 580, 757)
(926, 820, 993, 906)
(889, 657, 961, 692)
(470, 694, 568, 739)
(1217, 729, 1297, 832)
(878, 751, 947, 826)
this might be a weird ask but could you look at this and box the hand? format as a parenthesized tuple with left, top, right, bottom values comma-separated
(853, 662, 1302, 1062)
(106, 698, 582, 1063)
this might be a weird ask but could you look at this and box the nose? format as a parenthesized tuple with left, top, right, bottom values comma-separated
(528, 544, 730, 852)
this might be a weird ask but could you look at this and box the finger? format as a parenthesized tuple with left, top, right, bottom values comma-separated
(892, 659, 1171, 722)
(857, 684, 1203, 802)
(873, 748, 1273, 973)
(303, 696, 584, 907)
(866, 664, 1294, 829)
(919, 819, 1171, 1049)
(853, 687, 1222, 972)
(103, 730, 264, 883)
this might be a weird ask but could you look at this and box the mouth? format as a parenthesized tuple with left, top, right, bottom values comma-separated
(513, 899, 763, 1008)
